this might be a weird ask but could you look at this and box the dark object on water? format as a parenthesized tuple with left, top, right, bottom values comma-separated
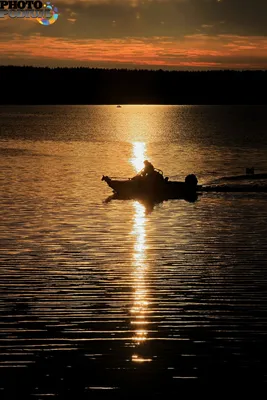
(246, 167, 254, 175)
(117, 105, 122, 108)
(102, 169, 201, 200)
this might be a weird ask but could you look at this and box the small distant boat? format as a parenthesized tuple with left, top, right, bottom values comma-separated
(117, 105, 122, 108)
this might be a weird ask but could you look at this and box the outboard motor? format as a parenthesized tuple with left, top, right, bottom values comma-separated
(185, 174, 198, 189)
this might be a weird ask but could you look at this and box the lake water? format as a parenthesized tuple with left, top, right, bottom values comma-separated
(1, 105, 267, 396)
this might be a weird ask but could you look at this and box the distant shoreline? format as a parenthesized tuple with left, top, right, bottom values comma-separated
(1, 66, 267, 105)
(1, 104, 266, 107)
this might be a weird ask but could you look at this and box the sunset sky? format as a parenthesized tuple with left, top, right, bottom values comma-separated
(1, 0, 267, 70)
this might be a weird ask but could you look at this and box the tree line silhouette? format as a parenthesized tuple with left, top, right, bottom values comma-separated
(1, 65, 267, 104)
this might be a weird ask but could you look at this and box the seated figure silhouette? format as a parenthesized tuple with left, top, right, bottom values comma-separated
(132, 160, 164, 185)
(140, 160, 155, 177)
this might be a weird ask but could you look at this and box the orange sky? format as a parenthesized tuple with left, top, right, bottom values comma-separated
(1, 0, 267, 69)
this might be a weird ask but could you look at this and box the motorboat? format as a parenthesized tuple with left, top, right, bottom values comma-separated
(102, 169, 201, 200)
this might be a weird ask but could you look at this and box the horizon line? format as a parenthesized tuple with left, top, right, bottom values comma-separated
(1, 65, 267, 73)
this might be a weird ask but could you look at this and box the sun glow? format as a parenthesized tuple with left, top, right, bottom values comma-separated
(130, 142, 146, 173)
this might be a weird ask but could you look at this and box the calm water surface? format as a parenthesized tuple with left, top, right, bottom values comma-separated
(1, 105, 267, 396)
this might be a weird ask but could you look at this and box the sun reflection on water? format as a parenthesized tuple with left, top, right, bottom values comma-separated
(130, 140, 151, 363)
(131, 201, 150, 362)
(130, 142, 147, 173)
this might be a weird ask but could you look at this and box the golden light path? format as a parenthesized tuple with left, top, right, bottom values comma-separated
(130, 142, 146, 173)
(130, 142, 152, 363)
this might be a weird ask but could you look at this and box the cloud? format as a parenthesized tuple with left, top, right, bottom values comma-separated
(1, 0, 267, 40)
(0, 33, 267, 69)
(0, 0, 266, 68)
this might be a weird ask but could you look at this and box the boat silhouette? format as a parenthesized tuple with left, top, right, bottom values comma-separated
(102, 170, 201, 200)
(102, 165, 267, 208)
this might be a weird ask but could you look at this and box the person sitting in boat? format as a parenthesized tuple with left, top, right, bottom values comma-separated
(140, 160, 155, 177)
(132, 160, 162, 183)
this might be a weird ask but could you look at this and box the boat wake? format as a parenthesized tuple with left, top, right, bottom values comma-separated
(202, 184, 267, 193)
(203, 172, 267, 193)
(209, 173, 267, 184)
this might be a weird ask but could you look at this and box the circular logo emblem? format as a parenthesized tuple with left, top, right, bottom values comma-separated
(37, 2, 58, 25)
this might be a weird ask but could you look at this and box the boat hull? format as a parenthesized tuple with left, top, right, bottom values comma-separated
(102, 175, 201, 200)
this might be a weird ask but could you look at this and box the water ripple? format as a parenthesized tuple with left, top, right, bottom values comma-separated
(1, 106, 267, 395)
